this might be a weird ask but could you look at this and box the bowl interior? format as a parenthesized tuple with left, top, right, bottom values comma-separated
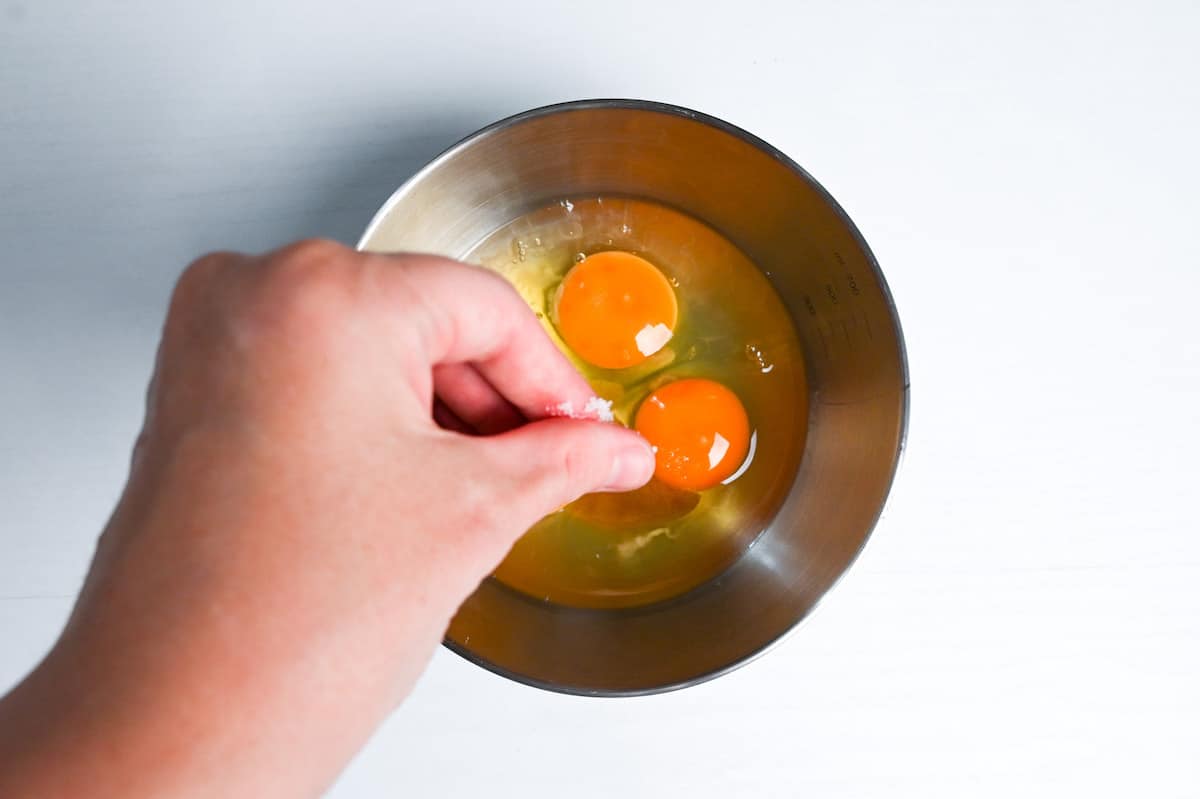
(360, 100, 908, 695)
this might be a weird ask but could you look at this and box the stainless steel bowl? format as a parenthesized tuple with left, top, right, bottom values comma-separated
(359, 99, 909, 696)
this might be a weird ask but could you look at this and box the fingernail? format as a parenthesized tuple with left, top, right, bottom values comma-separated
(601, 443, 656, 492)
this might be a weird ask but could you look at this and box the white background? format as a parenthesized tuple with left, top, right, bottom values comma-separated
(2, 1, 1198, 796)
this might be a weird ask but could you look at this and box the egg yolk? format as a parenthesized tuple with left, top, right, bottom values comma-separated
(634, 378, 751, 490)
(553, 251, 678, 369)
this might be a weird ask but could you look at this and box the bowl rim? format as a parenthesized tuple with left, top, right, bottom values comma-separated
(357, 98, 911, 697)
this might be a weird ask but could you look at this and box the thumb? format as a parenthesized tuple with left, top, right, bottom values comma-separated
(483, 417, 656, 524)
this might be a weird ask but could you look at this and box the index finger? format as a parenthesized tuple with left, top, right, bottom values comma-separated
(375, 254, 603, 421)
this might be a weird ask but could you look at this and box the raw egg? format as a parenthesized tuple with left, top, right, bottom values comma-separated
(553, 250, 678, 369)
(466, 196, 807, 609)
(634, 378, 751, 490)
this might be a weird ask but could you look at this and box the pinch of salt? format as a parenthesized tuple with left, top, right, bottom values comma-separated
(583, 396, 615, 423)
(545, 397, 614, 423)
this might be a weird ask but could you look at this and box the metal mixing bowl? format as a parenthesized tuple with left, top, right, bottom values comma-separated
(359, 99, 909, 696)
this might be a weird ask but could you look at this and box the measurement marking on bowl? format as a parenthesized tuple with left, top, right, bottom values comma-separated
(860, 310, 874, 341)
(815, 323, 832, 360)
(801, 267, 884, 364)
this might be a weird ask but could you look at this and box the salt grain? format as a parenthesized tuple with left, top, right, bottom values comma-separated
(583, 396, 615, 423)
(546, 396, 615, 423)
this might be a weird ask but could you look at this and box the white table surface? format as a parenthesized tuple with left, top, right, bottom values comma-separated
(3, 1, 1198, 796)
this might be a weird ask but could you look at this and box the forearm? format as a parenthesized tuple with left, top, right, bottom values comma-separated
(0, 579, 390, 799)
(0, 443, 413, 799)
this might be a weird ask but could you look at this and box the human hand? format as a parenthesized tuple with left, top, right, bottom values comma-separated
(0, 240, 654, 797)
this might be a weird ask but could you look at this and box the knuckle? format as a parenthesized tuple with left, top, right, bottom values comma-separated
(522, 433, 589, 511)
(560, 439, 605, 499)
(250, 240, 356, 337)
(164, 251, 241, 338)
(272, 237, 347, 267)
(171, 251, 233, 310)
(261, 240, 344, 293)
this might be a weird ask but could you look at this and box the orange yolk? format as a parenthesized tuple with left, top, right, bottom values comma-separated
(553, 251, 678, 370)
(634, 378, 751, 490)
